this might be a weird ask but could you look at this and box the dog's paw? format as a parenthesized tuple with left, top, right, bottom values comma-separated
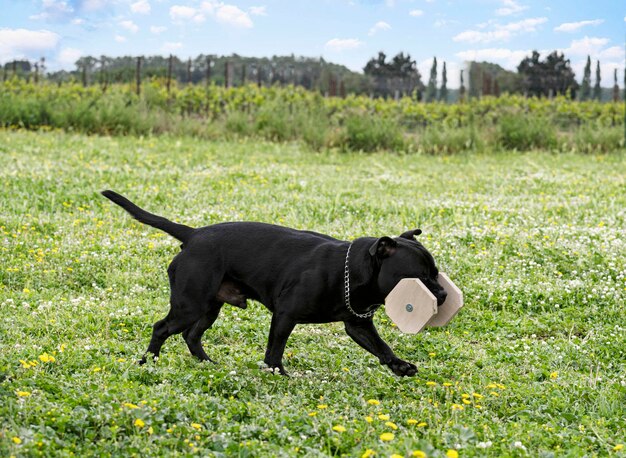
(388, 358, 417, 377)
(261, 364, 289, 376)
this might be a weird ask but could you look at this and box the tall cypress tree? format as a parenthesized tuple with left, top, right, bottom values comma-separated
(592, 60, 601, 100)
(439, 61, 448, 102)
(425, 57, 437, 102)
(580, 56, 591, 101)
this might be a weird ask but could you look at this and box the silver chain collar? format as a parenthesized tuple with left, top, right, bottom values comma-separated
(344, 242, 379, 319)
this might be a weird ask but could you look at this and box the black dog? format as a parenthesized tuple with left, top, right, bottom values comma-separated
(101, 190, 447, 376)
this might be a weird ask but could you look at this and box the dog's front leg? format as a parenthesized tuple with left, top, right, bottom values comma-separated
(264, 312, 296, 376)
(344, 320, 417, 376)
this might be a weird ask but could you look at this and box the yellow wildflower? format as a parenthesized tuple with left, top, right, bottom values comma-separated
(446, 450, 459, 458)
(317, 404, 328, 409)
(147, 426, 154, 435)
(367, 399, 380, 405)
(378, 414, 390, 421)
(550, 371, 558, 379)
(385, 421, 398, 430)
(124, 403, 139, 409)
(443, 382, 453, 387)
(365, 416, 374, 423)
(426, 381, 437, 387)
(332, 425, 346, 432)
(12, 437, 22, 444)
(417, 422, 428, 427)
(412, 451, 427, 458)
(391, 454, 404, 458)
(462, 399, 472, 405)
(614, 444, 624, 451)
(134, 418, 145, 427)
(191, 423, 202, 430)
(407, 419, 418, 425)
(380, 432, 395, 442)
(16, 391, 31, 397)
(38, 353, 55, 363)
(308, 411, 317, 417)
(361, 449, 376, 458)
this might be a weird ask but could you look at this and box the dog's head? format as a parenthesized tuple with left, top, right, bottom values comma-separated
(370, 229, 447, 305)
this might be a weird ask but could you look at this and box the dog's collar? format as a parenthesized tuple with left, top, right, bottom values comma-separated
(344, 242, 380, 319)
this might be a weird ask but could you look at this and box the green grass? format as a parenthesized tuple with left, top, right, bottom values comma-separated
(0, 129, 625, 457)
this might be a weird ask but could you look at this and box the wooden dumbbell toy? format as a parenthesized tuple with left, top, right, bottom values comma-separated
(384, 273, 463, 334)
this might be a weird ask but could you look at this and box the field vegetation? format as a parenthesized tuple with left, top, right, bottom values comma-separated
(1, 79, 624, 153)
(0, 130, 624, 456)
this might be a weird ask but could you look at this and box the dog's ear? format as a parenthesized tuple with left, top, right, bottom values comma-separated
(369, 237, 398, 258)
(399, 229, 422, 240)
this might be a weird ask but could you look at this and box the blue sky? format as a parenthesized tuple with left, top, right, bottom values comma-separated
(1, 0, 624, 87)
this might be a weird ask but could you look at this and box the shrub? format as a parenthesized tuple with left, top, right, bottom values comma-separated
(342, 114, 405, 152)
(412, 125, 485, 154)
(497, 114, 557, 150)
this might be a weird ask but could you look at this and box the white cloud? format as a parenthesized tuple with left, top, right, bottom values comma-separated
(150, 26, 167, 34)
(554, 19, 603, 33)
(562, 36, 610, 57)
(81, 0, 107, 12)
(162, 42, 183, 52)
(57, 47, 82, 66)
(409, 9, 424, 17)
(434, 19, 459, 28)
(453, 17, 547, 43)
(496, 0, 527, 16)
(170, 5, 204, 23)
(119, 20, 139, 33)
(456, 48, 532, 69)
(114, 35, 126, 43)
(72, 18, 85, 25)
(325, 38, 363, 52)
(0, 28, 60, 61)
(368, 21, 391, 36)
(130, 0, 151, 15)
(171, 2, 253, 28)
(30, 0, 74, 21)
(249, 6, 267, 16)
(599, 46, 622, 60)
(214, 4, 253, 28)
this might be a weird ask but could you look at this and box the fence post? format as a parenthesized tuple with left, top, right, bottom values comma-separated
(136, 56, 142, 96)
(225, 61, 232, 88)
(187, 58, 192, 84)
(167, 54, 173, 94)
(206, 57, 211, 86)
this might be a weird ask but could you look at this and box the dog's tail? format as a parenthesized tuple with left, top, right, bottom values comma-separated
(101, 190, 195, 243)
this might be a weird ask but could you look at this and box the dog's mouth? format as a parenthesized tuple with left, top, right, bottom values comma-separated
(435, 290, 447, 306)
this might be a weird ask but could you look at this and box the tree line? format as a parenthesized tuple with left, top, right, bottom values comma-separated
(2, 51, 623, 102)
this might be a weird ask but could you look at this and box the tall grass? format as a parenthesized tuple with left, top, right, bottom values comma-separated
(0, 79, 624, 153)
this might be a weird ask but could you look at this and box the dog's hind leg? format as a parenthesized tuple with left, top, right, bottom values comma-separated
(139, 301, 207, 364)
(182, 301, 223, 362)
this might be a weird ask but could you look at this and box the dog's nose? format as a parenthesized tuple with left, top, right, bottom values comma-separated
(436, 291, 447, 306)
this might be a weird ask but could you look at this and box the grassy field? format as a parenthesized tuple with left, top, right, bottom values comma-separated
(0, 129, 625, 457)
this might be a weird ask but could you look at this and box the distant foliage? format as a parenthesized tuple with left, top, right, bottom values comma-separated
(0, 79, 623, 153)
(363, 52, 424, 99)
(517, 51, 579, 98)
